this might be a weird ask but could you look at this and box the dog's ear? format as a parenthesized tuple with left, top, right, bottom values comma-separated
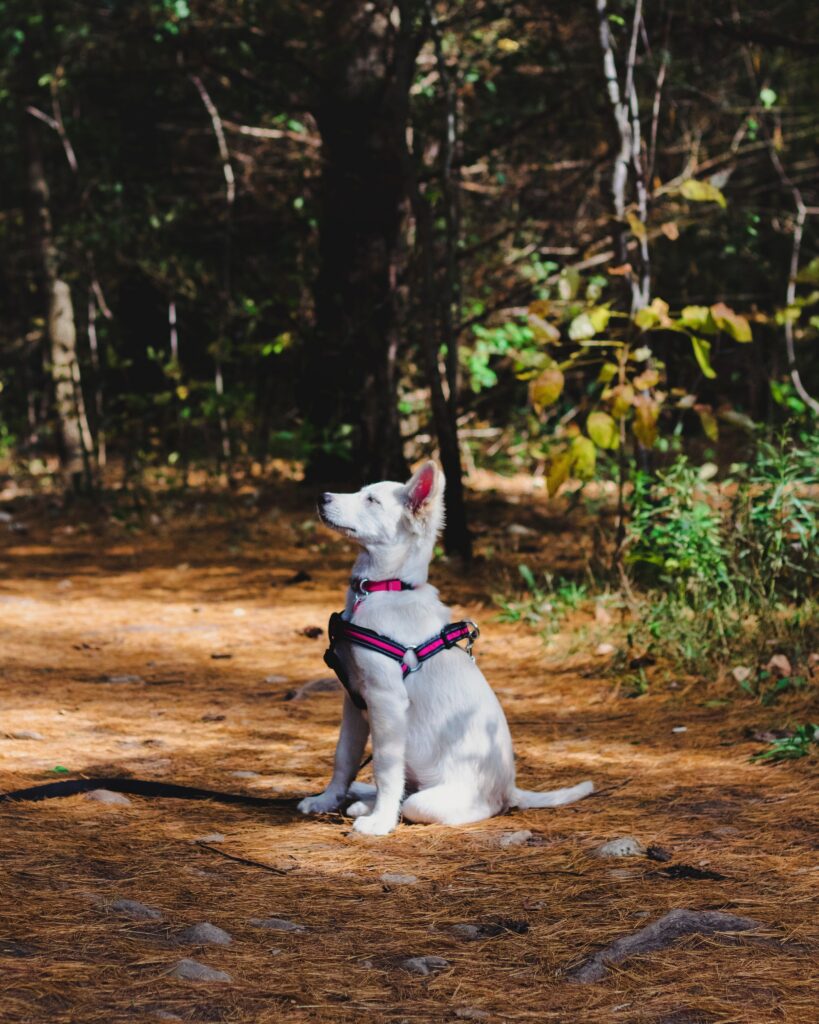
(404, 461, 443, 516)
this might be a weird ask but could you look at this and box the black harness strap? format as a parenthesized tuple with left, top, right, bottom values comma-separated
(323, 611, 480, 711)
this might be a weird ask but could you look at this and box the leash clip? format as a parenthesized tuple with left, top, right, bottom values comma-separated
(352, 577, 370, 598)
(464, 620, 480, 661)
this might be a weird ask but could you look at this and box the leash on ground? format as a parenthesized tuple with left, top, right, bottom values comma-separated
(0, 777, 293, 806)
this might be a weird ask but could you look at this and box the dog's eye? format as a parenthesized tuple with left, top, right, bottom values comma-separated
(366, 495, 380, 505)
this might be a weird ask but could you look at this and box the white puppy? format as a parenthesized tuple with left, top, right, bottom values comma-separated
(298, 461, 594, 835)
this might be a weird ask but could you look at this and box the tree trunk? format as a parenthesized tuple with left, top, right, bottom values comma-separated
(19, 89, 92, 491)
(300, 0, 415, 484)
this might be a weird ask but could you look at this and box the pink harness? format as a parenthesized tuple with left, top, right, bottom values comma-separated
(324, 577, 480, 710)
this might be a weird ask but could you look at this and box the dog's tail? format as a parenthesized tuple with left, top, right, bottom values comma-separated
(510, 779, 594, 809)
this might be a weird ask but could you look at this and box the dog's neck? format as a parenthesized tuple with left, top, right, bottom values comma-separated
(350, 541, 433, 589)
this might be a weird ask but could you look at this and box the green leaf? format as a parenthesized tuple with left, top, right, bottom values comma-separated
(587, 411, 619, 450)
(690, 336, 717, 379)
(680, 178, 727, 208)
(795, 256, 819, 285)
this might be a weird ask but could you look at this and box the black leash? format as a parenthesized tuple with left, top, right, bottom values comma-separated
(0, 777, 295, 807)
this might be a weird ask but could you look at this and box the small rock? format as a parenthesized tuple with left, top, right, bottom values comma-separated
(263, 674, 289, 684)
(152, 1011, 182, 1021)
(106, 674, 144, 684)
(86, 789, 132, 806)
(229, 770, 260, 779)
(248, 917, 306, 932)
(380, 872, 418, 886)
(301, 626, 323, 639)
(201, 713, 226, 722)
(594, 837, 646, 858)
(671, 726, 687, 734)
(450, 924, 482, 941)
(400, 955, 450, 976)
(169, 958, 231, 983)
(499, 829, 532, 848)
(765, 654, 792, 678)
(8, 730, 44, 740)
(284, 677, 340, 701)
(178, 922, 232, 946)
(507, 523, 537, 537)
(594, 604, 612, 626)
(595, 642, 616, 656)
(56, 579, 73, 591)
(111, 898, 163, 921)
(195, 832, 225, 844)
(455, 1010, 490, 1021)
(807, 652, 819, 674)
(731, 666, 752, 684)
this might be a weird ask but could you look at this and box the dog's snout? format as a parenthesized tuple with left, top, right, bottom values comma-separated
(318, 492, 332, 507)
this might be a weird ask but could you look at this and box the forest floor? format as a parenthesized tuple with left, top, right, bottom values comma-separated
(1, 475, 817, 1024)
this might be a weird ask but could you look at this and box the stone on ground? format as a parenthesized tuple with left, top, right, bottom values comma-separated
(111, 898, 163, 921)
(169, 958, 232, 983)
(455, 1010, 490, 1020)
(594, 836, 646, 858)
(248, 917, 306, 932)
(194, 832, 225, 843)
(400, 955, 450, 975)
(499, 829, 532, 847)
(86, 789, 132, 806)
(380, 872, 418, 885)
(8, 730, 44, 740)
(177, 922, 232, 945)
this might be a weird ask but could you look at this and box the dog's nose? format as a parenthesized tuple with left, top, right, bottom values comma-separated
(318, 492, 332, 507)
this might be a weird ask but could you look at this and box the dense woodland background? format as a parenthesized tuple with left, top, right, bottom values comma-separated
(1, 2, 817, 592)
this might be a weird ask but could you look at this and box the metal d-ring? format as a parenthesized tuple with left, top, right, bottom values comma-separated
(402, 646, 422, 673)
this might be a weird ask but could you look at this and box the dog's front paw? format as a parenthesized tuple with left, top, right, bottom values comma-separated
(351, 812, 398, 836)
(298, 791, 342, 815)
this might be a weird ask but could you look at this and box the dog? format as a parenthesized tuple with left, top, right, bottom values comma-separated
(297, 461, 594, 835)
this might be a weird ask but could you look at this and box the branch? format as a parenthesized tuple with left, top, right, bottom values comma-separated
(189, 74, 235, 207)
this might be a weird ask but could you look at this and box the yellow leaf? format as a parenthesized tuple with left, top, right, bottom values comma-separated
(588, 306, 612, 333)
(568, 313, 596, 340)
(695, 404, 719, 441)
(570, 436, 596, 479)
(176, 385, 189, 401)
(598, 361, 619, 384)
(633, 368, 660, 390)
(547, 452, 572, 497)
(678, 305, 711, 331)
(633, 395, 660, 448)
(530, 367, 565, 411)
(608, 383, 635, 419)
(587, 411, 620, 450)
(680, 178, 727, 208)
(497, 37, 520, 52)
(627, 212, 647, 242)
(710, 302, 752, 342)
(690, 335, 717, 379)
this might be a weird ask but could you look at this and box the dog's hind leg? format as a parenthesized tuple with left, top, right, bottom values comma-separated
(347, 781, 376, 800)
(346, 781, 376, 817)
(401, 785, 497, 826)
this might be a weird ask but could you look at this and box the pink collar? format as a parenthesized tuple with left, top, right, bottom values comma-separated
(351, 576, 414, 612)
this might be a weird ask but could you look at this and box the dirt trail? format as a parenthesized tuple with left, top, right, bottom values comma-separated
(1, 487, 816, 1023)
